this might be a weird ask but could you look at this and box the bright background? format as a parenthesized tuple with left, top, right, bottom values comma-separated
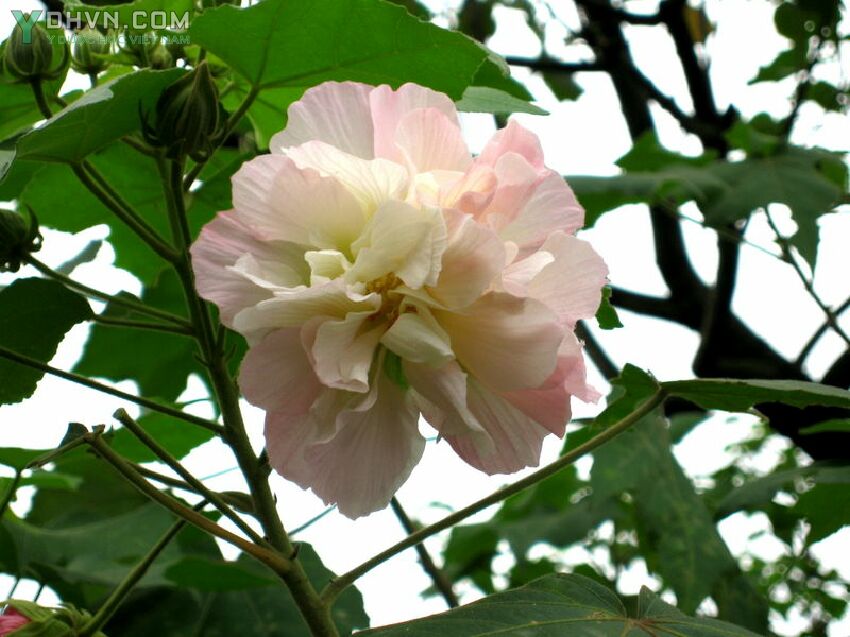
(1, 0, 848, 634)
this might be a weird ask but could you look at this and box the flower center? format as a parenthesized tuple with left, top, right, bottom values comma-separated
(365, 273, 405, 323)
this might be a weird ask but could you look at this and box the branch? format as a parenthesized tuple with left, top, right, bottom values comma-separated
(503, 56, 602, 73)
(575, 322, 619, 380)
(0, 345, 224, 434)
(26, 257, 192, 329)
(609, 287, 693, 327)
(321, 389, 667, 603)
(82, 428, 292, 576)
(390, 497, 459, 608)
(113, 409, 265, 545)
(92, 315, 194, 336)
(797, 296, 850, 366)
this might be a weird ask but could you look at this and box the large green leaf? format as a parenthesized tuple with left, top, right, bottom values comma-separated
(63, 0, 193, 30)
(4, 69, 182, 169)
(664, 378, 850, 412)
(190, 0, 487, 94)
(363, 574, 760, 636)
(0, 279, 92, 405)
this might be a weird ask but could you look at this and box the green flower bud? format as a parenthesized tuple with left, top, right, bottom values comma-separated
(71, 28, 110, 75)
(2, 17, 68, 82)
(0, 208, 42, 273)
(149, 44, 173, 69)
(1, 600, 108, 637)
(119, 30, 159, 67)
(141, 62, 226, 161)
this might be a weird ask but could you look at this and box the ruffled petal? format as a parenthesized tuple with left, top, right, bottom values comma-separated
(232, 279, 380, 332)
(394, 107, 472, 173)
(526, 232, 609, 328)
(381, 308, 453, 366)
(348, 200, 447, 289)
(269, 81, 375, 158)
(231, 153, 366, 250)
(435, 292, 563, 392)
(476, 119, 545, 170)
(446, 378, 549, 475)
(309, 311, 386, 392)
(239, 327, 323, 416)
(189, 210, 306, 328)
(267, 363, 424, 518)
(285, 140, 408, 214)
(428, 209, 505, 309)
(370, 83, 459, 161)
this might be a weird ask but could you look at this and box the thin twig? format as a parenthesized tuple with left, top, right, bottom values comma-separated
(92, 314, 194, 336)
(0, 345, 223, 434)
(390, 497, 459, 608)
(321, 389, 667, 603)
(797, 296, 850, 366)
(503, 56, 602, 73)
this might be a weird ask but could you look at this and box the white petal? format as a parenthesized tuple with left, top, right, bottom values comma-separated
(381, 309, 453, 366)
(394, 107, 472, 173)
(311, 311, 385, 392)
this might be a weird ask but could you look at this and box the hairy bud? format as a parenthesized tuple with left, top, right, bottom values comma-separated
(0, 208, 42, 272)
(2, 17, 68, 82)
(71, 28, 110, 75)
(142, 62, 226, 161)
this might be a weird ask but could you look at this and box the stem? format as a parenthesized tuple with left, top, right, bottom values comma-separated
(93, 314, 194, 336)
(182, 85, 260, 191)
(30, 79, 53, 119)
(132, 464, 256, 517)
(0, 471, 22, 519)
(78, 508, 198, 636)
(26, 257, 192, 328)
(0, 344, 223, 434)
(390, 497, 459, 608)
(765, 212, 850, 350)
(73, 161, 177, 263)
(163, 157, 339, 637)
(113, 408, 265, 545)
(322, 389, 667, 603)
(82, 429, 291, 576)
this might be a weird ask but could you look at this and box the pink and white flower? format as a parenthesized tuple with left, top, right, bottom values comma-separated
(191, 81, 608, 518)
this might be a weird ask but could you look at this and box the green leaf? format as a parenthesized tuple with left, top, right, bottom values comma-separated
(362, 574, 760, 636)
(663, 378, 850, 412)
(0, 448, 48, 471)
(190, 0, 487, 94)
(793, 482, 850, 543)
(164, 556, 277, 590)
(751, 47, 806, 83)
(595, 287, 622, 330)
(75, 272, 202, 401)
(542, 71, 583, 101)
(0, 278, 92, 405)
(456, 86, 546, 115)
(109, 412, 215, 463)
(5, 68, 183, 169)
(63, 0, 193, 30)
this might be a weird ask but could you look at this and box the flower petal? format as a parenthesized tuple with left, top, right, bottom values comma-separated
(526, 232, 609, 328)
(310, 311, 385, 392)
(348, 200, 447, 289)
(476, 119, 545, 170)
(446, 378, 549, 475)
(435, 292, 563, 392)
(381, 308, 453, 366)
(190, 210, 306, 328)
(267, 363, 424, 518)
(394, 107, 472, 173)
(370, 83, 459, 161)
(240, 327, 323, 416)
(428, 209, 505, 309)
(270, 81, 375, 158)
(231, 153, 366, 250)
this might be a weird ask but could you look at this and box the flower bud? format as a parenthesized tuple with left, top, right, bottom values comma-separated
(149, 44, 173, 69)
(0, 600, 108, 637)
(141, 61, 226, 161)
(0, 606, 29, 635)
(0, 208, 42, 273)
(2, 17, 68, 82)
(119, 30, 159, 67)
(71, 28, 110, 75)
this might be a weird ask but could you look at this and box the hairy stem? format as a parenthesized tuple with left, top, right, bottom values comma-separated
(322, 389, 667, 603)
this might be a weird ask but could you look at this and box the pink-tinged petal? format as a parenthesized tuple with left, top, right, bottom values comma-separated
(381, 308, 453, 366)
(435, 292, 563, 392)
(428, 209, 505, 309)
(393, 108, 471, 173)
(370, 83, 459, 161)
(443, 166, 497, 214)
(476, 119, 545, 170)
(349, 201, 447, 289)
(239, 327, 323, 416)
(190, 210, 306, 328)
(267, 363, 424, 518)
(0, 608, 29, 633)
(310, 311, 385, 392)
(228, 253, 304, 291)
(232, 279, 379, 333)
(498, 170, 585, 251)
(269, 81, 375, 158)
(406, 360, 492, 445)
(231, 154, 366, 249)
(446, 378, 549, 475)
(501, 251, 554, 296)
(285, 141, 408, 213)
(526, 232, 609, 328)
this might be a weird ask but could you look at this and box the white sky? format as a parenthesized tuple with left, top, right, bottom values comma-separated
(1, 0, 849, 634)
